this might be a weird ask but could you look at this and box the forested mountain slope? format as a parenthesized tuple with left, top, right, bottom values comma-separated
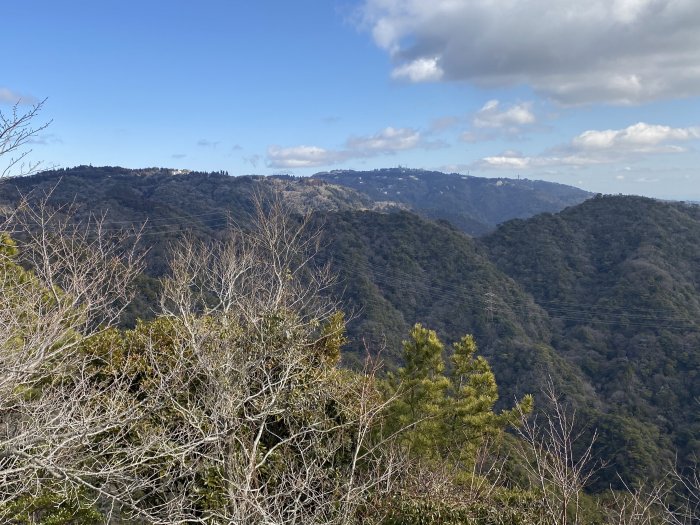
(315, 210, 588, 403)
(0, 166, 395, 275)
(313, 168, 591, 235)
(481, 195, 700, 482)
(2, 167, 697, 489)
(317, 207, 696, 488)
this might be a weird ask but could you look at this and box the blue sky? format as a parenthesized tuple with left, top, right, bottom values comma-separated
(3, 0, 700, 199)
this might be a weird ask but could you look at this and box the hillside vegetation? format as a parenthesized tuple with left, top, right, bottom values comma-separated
(482, 195, 700, 481)
(1, 167, 698, 499)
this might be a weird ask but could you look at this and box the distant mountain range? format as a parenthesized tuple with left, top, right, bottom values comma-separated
(313, 168, 591, 235)
(2, 166, 698, 490)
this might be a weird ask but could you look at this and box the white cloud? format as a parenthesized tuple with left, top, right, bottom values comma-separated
(475, 122, 700, 170)
(473, 100, 536, 129)
(346, 127, 421, 153)
(267, 126, 440, 169)
(360, 0, 700, 104)
(479, 153, 533, 170)
(0, 87, 39, 105)
(267, 145, 345, 169)
(459, 100, 538, 142)
(571, 122, 700, 153)
(391, 57, 443, 82)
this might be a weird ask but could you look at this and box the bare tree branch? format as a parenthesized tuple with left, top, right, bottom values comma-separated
(513, 380, 600, 525)
(0, 98, 51, 178)
(0, 197, 144, 518)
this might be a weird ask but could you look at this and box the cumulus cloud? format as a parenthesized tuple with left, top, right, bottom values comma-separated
(475, 122, 700, 170)
(391, 57, 443, 82)
(0, 87, 39, 105)
(473, 100, 536, 129)
(462, 100, 538, 141)
(267, 126, 440, 169)
(571, 122, 700, 153)
(360, 0, 700, 104)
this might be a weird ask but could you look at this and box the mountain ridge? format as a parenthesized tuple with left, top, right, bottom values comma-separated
(312, 167, 591, 235)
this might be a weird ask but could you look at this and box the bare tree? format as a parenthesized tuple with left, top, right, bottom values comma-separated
(514, 382, 600, 525)
(29, 195, 398, 524)
(160, 195, 337, 324)
(513, 382, 699, 525)
(0, 98, 51, 178)
(0, 197, 144, 519)
(606, 477, 673, 525)
(670, 461, 700, 524)
(146, 197, 394, 524)
(604, 462, 700, 525)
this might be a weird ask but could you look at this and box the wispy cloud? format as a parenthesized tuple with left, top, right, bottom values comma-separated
(0, 87, 39, 105)
(322, 116, 342, 125)
(197, 139, 220, 148)
(243, 154, 261, 168)
(361, 0, 700, 104)
(430, 115, 461, 133)
(346, 126, 422, 153)
(27, 133, 63, 145)
(171, 153, 187, 159)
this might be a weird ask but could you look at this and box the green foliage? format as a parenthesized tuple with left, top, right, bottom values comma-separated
(386, 324, 450, 458)
(0, 488, 103, 525)
(446, 335, 531, 461)
(377, 490, 544, 525)
(385, 324, 532, 466)
(483, 195, 700, 486)
(1, 233, 18, 257)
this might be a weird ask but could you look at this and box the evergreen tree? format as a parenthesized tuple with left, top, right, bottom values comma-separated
(385, 324, 532, 465)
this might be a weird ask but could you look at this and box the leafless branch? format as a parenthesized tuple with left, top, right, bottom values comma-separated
(1, 196, 143, 518)
(513, 380, 600, 525)
(0, 98, 51, 178)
